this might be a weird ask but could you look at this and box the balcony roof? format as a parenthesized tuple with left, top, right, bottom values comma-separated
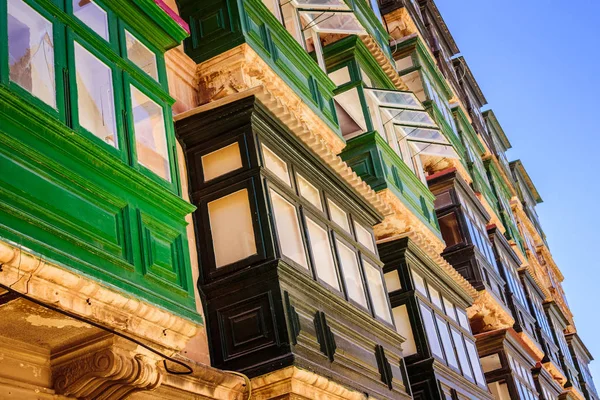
(452, 56, 487, 106)
(510, 159, 543, 204)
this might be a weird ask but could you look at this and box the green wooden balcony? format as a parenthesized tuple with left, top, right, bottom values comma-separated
(0, 0, 198, 321)
(341, 131, 441, 236)
(178, 0, 341, 134)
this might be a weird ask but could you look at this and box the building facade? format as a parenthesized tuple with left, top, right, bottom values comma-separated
(0, 0, 595, 399)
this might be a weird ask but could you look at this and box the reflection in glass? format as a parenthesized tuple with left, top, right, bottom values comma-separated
(75, 42, 117, 147)
(73, 0, 108, 40)
(271, 190, 308, 268)
(306, 218, 339, 290)
(125, 30, 158, 80)
(364, 260, 392, 322)
(8, 0, 55, 107)
(336, 240, 367, 307)
(131, 85, 170, 180)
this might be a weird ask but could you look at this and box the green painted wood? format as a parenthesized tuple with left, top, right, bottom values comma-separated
(344, 0, 393, 62)
(178, 0, 340, 135)
(340, 131, 441, 236)
(0, 0, 199, 321)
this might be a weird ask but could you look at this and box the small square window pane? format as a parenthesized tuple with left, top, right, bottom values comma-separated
(442, 297, 456, 321)
(384, 270, 401, 293)
(270, 190, 308, 268)
(328, 66, 351, 86)
(328, 200, 349, 232)
(364, 260, 392, 323)
(131, 85, 170, 181)
(306, 218, 339, 290)
(125, 30, 158, 81)
(75, 42, 117, 147)
(202, 142, 242, 181)
(354, 222, 375, 253)
(73, 0, 108, 40)
(336, 240, 367, 307)
(208, 189, 257, 268)
(297, 174, 322, 211)
(428, 284, 443, 310)
(262, 144, 291, 185)
(411, 269, 426, 295)
(457, 308, 470, 331)
(8, 0, 55, 108)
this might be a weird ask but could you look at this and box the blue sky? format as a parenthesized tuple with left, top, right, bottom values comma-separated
(435, 0, 600, 384)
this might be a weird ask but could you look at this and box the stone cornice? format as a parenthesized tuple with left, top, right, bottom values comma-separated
(250, 366, 370, 400)
(375, 190, 478, 299)
(516, 331, 545, 362)
(359, 35, 408, 91)
(543, 360, 568, 387)
(178, 44, 391, 217)
(0, 240, 200, 353)
(467, 289, 515, 332)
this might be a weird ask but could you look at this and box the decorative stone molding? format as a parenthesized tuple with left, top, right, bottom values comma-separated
(467, 289, 515, 332)
(0, 240, 200, 353)
(516, 331, 545, 362)
(250, 366, 367, 400)
(53, 337, 162, 400)
(176, 86, 390, 217)
(166, 47, 199, 115)
(375, 189, 478, 299)
(562, 385, 587, 400)
(193, 44, 345, 155)
(359, 35, 408, 91)
(421, 155, 473, 185)
(384, 8, 420, 41)
(543, 361, 568, 387)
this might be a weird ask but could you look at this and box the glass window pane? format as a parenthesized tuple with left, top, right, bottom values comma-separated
(328, 66, 351, 86)
(125, 30, 158, 81)
(292, 0, 347, 9)
(262, 144, 291, 185)
(436, 316, 458, 368)
(428, 284, 442, 310)
(297, 175, 322, 211)
(270, 190, 308, 268)
(382, 108, 436, 127)
(336, 240, 367, 307)
(208, 189, 257, 267)
(409, 141, 459, 159)
(457, 308, 470, 331)
(420, 303, 443, 359)
(299, 12, 364, 33)
(201, 142, 243, 181)
(364, 260, 392, 323)
(75, 42, 117, 147)
(354, 222, 375, 253)
(411, 269, 426, 295)
(306, 218, 339, 290)
(367, 89, 422, 110)
(384, 270, 401, 293)
(392, 305, 416, 356)
(451, 328, 473, 380)
(442, 297, 456, 321)
(439, 212, 463, 247)
(465, 339, 486, 385)
(73, 0, 108, 40)
(328, 200, 350, 232)
(131, 85, 170, 180)
(8, 0, 55, 107)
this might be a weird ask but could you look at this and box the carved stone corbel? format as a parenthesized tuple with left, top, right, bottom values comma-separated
(53, 336, 163, 400)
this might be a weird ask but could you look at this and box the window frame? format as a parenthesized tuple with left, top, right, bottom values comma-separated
(3, 0, 67, 119)
(1, 0, 180, 190)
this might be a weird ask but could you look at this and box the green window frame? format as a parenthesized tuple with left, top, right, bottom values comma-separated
(1, 0, 179, 191)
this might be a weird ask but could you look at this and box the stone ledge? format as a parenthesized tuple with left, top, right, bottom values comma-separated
(0, 240, 200, 353)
